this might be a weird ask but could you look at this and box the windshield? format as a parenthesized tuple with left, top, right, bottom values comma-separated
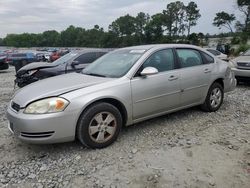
(82, 49, 145, 78)
(242, 49, 250, 56)
(52, 51, 78, 65)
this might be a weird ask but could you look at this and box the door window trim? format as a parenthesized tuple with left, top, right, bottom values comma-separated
(132, 48, 178, 78)
(174, 48, 212, 69)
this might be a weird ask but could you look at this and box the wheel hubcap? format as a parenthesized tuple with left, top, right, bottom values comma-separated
(210, 88, 222, 108)
(88, 112, 117, 143)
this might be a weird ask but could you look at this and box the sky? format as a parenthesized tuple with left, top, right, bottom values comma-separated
(0, 0, 243, 38)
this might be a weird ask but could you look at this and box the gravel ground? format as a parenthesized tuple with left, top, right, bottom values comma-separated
(0, 67, 250, 188)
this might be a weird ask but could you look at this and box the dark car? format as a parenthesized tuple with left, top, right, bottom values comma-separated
(15, 49, 112, 87)
(0, 54, 9, 70)
(7, 53, 37, 72)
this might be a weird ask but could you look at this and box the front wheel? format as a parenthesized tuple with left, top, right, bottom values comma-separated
(76, 103, 122, 149)
(201, 82, 224, 112)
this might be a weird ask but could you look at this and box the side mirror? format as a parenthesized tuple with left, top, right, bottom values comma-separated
(140, 67, 158, 77)
(71, 60, 80, 68)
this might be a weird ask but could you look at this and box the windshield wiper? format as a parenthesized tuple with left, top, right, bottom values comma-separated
(83, 72, 107, 77)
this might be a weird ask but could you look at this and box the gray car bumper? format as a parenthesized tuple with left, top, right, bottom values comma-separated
(231, 68, 250, 78)
(6, 107, 77, 144)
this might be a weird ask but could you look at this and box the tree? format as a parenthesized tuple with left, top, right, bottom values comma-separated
(0, 38, 4, 46)
(135, 12, 150, 44)
(60, 25, 84, 47)
(213, 11, 236, 32)
(237, 0, 250, 32)
(109, 14, 136, 36)
(185, 2, 201, 36)
(162, 1, 186, 37)
(144, 13, 164, 43)
(41, 30, 60, 47)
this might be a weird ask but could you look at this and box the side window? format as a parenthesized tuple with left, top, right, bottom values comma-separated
(74, 53, 97, 64)
(201, 52, 214, 64)
(96, 52, 107, 58)
(176, 49, 203, 68)
(207, 49, 220, 56)
(141, 49, 175, 73)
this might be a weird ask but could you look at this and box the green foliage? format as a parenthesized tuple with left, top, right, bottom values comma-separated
(234, 44, 250, 55)
(231, 36, 241, 45)
(1, 1, 247, 48)
(0, 38, 3, 46)
(185, 1, 201, 36)
(109, 14, 136, 36)
(213, 11, 236, 32)
(237, 0, 250, 32)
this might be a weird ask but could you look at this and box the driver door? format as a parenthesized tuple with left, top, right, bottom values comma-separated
(131, 49, 181, 121)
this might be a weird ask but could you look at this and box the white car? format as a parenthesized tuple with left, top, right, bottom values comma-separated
(205, 48, 228, 61)
(229, 49, 250, 83)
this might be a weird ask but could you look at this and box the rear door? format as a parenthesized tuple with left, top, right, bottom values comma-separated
(176, 48, 214, 106)
(131, 49, 181, 120)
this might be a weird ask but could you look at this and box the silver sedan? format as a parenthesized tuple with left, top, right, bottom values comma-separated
(7, 44, 236, 148)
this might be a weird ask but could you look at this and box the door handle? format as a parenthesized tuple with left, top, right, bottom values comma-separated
(168, 75, 178, 81)
(204, 69, 211, 73)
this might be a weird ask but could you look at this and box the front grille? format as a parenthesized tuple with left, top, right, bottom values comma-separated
(11, 101, 20, 112)
(237, 62, 250, 68)
(20, 131, 55, 138)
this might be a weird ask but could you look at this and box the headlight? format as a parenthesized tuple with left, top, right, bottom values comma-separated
(228, 60, 236, 68)
(28, 70, 37, 76)
(24, 97, 69, 114)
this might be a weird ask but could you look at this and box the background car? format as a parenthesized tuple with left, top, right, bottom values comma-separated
(15, 48, 113, 87)
(7, 44, 236, 149)
(50, 50, 70, 62)
(205, 48, 228, 61)
(0, 53, 9, 70)
(7, 52, 37, 72)
(229, 48, 250, 83)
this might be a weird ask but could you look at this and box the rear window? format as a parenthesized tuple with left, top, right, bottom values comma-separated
(207, 49, 221, 56)
(201, 52, 214, 64)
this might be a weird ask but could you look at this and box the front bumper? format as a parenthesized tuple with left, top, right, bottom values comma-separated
(223, 70, 237, 93)
(6, 106, 78, 144)
(231, 68, 250, 78)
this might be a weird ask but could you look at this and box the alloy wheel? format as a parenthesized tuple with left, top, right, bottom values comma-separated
(88, 112, 117, 143)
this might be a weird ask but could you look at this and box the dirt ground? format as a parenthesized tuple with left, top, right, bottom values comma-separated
(0, 67, 249, 188)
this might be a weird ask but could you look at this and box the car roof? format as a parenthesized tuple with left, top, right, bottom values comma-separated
(72, 48, 115, 54)
(120, 44, 202, 51)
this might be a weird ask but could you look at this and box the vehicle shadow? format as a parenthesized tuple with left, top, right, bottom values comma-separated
(237, 82, 250, 87)
(0, 70, 12, 74)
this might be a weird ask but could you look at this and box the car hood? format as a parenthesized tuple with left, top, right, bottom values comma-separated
(12, 73, 113, 107)
(233, 56, 250, 62)
(17, 62, 58, 74)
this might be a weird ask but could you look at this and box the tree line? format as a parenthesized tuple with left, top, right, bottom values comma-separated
(0, 0, 249, 48)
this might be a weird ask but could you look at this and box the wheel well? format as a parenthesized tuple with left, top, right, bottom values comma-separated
(213, 78, 224, 88)
(83, 98, 128, 126)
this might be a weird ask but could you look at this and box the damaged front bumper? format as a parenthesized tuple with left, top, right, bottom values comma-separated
(15, 74, 39, 88)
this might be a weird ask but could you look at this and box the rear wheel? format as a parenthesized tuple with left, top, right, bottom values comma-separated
(77, 102, 122, 149)
(201, 82, 224, 112)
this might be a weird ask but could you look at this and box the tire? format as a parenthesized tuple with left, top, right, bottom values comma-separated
(76, 102, 122, 149)
(201, 82, 224, 112)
